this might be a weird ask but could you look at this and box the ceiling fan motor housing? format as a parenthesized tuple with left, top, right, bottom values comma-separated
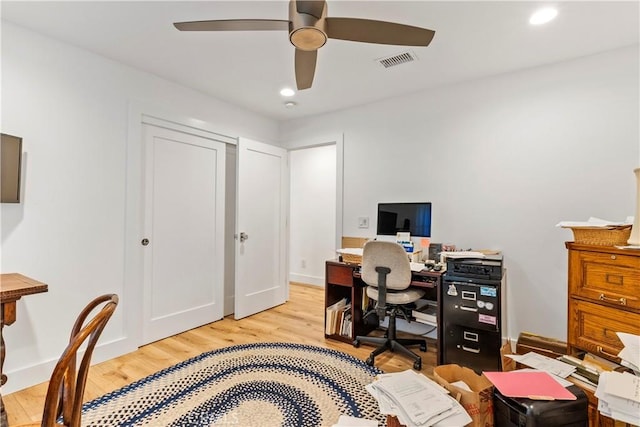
(289, 0, 328, 51)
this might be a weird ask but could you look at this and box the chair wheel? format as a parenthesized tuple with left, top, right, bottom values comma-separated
(420, 343, 427, 352)
(365, 357, 374, 366)
(353, 340, 360, 348)
(413, 359, 422, 370)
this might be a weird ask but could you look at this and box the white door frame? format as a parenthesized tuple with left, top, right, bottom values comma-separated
(284, 134, 344, 251)
(123, 102, 237, 350)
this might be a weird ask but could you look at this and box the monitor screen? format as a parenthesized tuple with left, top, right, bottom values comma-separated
(376, 202, 432, 237)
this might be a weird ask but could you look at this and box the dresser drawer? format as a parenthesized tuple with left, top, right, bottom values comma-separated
(568, 298, 640, 361)
(569, 250, 640, 310)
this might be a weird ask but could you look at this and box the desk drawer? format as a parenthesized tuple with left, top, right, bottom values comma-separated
(568, 298, 640, 361)
(326, 263, 354, 286)
(570, 251, 640, 310)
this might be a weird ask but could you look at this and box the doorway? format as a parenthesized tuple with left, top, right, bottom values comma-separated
(289, 144, 337, 286)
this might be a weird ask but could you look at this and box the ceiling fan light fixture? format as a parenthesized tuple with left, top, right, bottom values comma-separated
(290, 27, 327, 51)
(529, 7, 558, 25)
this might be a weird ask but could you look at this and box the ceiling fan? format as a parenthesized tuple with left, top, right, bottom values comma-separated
(174, 0, 435, 90)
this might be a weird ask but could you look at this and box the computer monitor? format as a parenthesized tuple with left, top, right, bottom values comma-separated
(376, 202, 432, 237)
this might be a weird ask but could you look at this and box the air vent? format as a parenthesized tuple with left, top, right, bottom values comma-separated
(376, 51, 418, 68)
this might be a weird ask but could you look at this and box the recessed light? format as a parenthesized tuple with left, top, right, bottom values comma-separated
(280, 87, 295, 97)
(284, 101, 297, 108)
(530, 7, 558, 25)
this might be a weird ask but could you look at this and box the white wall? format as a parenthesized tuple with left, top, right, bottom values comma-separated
(0, 22, 279, 393)
(281, 46, 640, 342)
(289, 145, 337, 286)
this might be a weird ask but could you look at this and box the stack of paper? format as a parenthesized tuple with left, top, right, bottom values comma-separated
(616, 332, 640, 374)
(595, 371, 640, 425)
(506, 352, 576, 378)
(366, 370, 471, 426)
(555, 217, 633, 229)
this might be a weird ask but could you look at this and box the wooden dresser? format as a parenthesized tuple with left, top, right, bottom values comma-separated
(566, 242, 640, 427)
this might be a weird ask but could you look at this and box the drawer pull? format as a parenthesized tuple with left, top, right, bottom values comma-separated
(598, 294, 627, 305)
(461, 345, 481, 354)
(460, 305, 478, 312)
(597, 346, 619, 359)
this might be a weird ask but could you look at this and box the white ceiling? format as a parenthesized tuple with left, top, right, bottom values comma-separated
(2, 1, 639, 121)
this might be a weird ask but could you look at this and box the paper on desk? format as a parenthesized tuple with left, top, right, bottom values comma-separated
(337, 248, 363, 256)
(440, 251, 486, 259)
(508, 352, 576, 378)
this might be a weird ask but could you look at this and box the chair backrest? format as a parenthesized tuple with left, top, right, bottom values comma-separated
(361, 241, 411, 290)
(41, 294, 118, 427)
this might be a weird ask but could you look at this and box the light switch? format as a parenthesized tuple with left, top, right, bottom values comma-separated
(358, 217, 369, 228)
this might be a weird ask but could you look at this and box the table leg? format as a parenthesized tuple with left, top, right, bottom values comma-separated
(1, 323, 7, 427)
(1, 302, 14, 427)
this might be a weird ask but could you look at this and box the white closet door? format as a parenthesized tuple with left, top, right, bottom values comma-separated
(234, 137, 288, 319)
(141, 124, 225, 344)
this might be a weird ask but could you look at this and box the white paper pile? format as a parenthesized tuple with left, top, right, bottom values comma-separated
(555, 217, 633, 229)
(595, 371, 640, 425)
(617, 332, 640, 374)
(366, 370, 471, 427)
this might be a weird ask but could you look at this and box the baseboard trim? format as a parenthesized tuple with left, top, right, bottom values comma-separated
(3, 335, 135, 394)
(289, 273, 323, 286)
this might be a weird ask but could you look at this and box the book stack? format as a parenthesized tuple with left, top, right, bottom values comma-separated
(325, 298, 352, 338)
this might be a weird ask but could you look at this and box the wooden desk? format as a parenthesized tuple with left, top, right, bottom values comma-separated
(0, 273, 48, 427)
(324, 261, 443, 358)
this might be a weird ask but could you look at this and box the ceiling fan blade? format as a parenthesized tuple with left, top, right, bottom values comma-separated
(325, 17, 435, 46)
(295, 49, 317, 90)
(174, 19, 290, 32)
(295, 0, 326, 19)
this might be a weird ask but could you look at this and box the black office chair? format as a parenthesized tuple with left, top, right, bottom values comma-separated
(353, 241, 427, 370)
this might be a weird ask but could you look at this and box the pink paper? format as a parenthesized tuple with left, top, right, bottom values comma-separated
(483, 370, 577, 400)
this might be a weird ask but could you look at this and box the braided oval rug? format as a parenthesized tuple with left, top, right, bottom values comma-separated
(82, 342, 385, 427)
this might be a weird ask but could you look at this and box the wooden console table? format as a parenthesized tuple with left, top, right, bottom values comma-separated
(0, 273, 48, 427)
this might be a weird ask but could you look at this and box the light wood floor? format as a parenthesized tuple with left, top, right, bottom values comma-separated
(4, 283, 437, 425)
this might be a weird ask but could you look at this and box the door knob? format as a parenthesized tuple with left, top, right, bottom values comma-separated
(141, 238, 150, 246)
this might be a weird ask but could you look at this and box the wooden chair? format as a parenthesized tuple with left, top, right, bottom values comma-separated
(22, 294, 118, 427)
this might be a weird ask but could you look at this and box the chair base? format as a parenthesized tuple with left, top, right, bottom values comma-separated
(354, 335, 426, 370)
(354, 306, 427, 370)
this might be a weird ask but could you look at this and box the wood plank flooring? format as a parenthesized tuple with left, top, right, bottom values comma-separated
(4, 283, 437, 425)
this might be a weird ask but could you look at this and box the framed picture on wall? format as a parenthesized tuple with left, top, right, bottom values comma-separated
(1, 133, 23, 203)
